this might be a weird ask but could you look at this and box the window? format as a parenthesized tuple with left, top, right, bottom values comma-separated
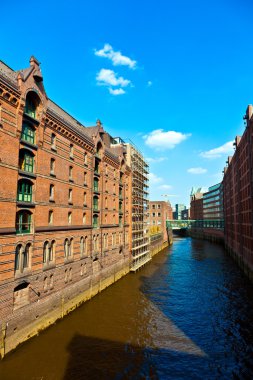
(152, 213, 155, 217)
(50, 241, 55, 262)
(68, 212, 72, 224)
(16, 211, 32, 234)
(25, 96, 36, 118)
(69, 189, 72, 203)
(43, 240, 55, 264)
(69, 166, 73, 180)
(94, 160, 99, 174)
(21, 123, 35, 144)
(17, 180, 32, 202)
(15, 243, 30, 273)
(43, 241, 50, 263)
(84, 152, 87, 165)
(93, 177, 99, 192)
(119, 201, 123, 211)
(69, 238, 73, 257)
(48, 210, 53, 224)
(105, 180, 108, 191)
(84, 172, 87, 185)
(51, 133, 56, 149)
(70, 144, 74, 158)
(49, 184, 54, 200)
(158, 212, 161, 217)
(83, 213, 86, 224)
(93, 214, 98, 228)
(105, 214, 107, 224)
(19, 150, 34, 173)
(50, 158, 55, 175)
(93, 196, 98, 210)
(119, 216, 123, 227)
(84, 192, 87, 205)
(64, 239, 69, 258)
(80, 237, 84, 257)
(105, 197, 108, 208)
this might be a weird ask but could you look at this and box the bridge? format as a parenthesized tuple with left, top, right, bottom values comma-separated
(166, 220, 224, 230)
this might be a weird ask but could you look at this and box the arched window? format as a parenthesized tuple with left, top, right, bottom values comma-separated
(84, 152, 87, 165)
(93, 214, 98, 228)
(96, 142, 102, 158)
(105, 197, 108, 208)
(43, 241, 50, 263)
(84, 171, 87, 185)
(23, 243, 30, 268)
(15, 244, 22, 271)
(69, 166, 73, 180)
(68, 212, 72, 224)
(50, 241, 55, 262)
(48, 210, 53, 224)
(70, 144, 74, 158)
(84, 236, 88, 255)
(19, 149, 34, 173)
(64, 239, 69, 258)
(16, 210, 32, 234)
(25, 92, 38, 119)
(21, 122, 35, 144)
(83, 213, 86, 224)
(80, 237, 84, 257)
(69, 189, 72, 203)
(50, 158, 55, 175)
(93, 177, 99, 192)
(84, 192, 87, 205)
(49, 184, 54, 200)
(69, 238, 73, 257)
(17, 179, 32, 202)
(51, 133, 56, 149)
(93, 196, 99, 210)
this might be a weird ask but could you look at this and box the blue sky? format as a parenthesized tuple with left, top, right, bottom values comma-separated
(2, 0, 253, 206)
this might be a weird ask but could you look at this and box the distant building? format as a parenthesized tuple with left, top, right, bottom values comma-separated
(181, 208, 190, 220)
(174, 204, 186, 220)
(190, 188, 206, 220)
(203, 183, 223, 220)
(149, 201, 172, 242)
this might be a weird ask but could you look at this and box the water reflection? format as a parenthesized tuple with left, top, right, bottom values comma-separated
(0, 238, 253, 380)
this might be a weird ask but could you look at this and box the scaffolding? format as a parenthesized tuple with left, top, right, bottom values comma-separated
(124, 141, 150, 271)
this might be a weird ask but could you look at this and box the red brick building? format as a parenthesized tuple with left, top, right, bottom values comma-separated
(149, 201, 172, 242)
(0, 57, 132, 356)
(223, 105, 253, 281)
(190, 189, 204, 220)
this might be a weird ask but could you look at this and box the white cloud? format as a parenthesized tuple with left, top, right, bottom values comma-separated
(144, 129, 191, 150)
(96, 69, 130, 87)
(147, 81, 152, 87)
(108, 88, 125, 95)
(146, 157, 167, 163)
(95, 43, 137, 69)
(187, 167, 207, 174)
(158, 184, 172, 190)
(149, 172, 163, 184)
(200, 141, 234, 159)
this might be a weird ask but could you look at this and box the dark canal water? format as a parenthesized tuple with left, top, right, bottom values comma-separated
(1, 237, 253, 380)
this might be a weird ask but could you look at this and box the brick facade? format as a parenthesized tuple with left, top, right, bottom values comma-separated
(149, 201, 172, 242)
(0, 57, 132, 356)
(223, 105, 253, 281)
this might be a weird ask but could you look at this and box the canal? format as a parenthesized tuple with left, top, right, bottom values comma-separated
(0, 237, 253, 380)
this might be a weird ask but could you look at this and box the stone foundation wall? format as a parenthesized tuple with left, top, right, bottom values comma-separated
(0, 258, 130, 358)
